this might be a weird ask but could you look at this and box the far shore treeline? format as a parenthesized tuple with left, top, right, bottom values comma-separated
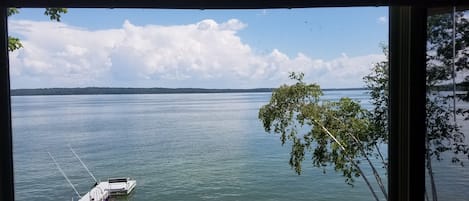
(11, 87, 368, 96)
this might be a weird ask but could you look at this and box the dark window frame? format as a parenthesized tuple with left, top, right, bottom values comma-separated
(1, 1, 468, 201)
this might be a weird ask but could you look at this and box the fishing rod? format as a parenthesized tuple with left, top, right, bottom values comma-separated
(68, 145, 98, 183)
(48, 152, 81, 198)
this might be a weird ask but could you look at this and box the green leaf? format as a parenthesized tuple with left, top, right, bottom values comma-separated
(8, 8, 68, 52)
(8, 36, 23, 52)
(44, 8, 68, 22)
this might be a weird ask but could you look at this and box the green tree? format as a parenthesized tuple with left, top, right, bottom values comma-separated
(8, 8, 67, 52)
(426, 10, 469, 201)
(364, 44, 468, 201)
(259, 10, 469, 201)
(427, 11, 468, 88)
(364, 10, 469, 200)
(259, 72, 387, 201)
(363, 44, 388, 169)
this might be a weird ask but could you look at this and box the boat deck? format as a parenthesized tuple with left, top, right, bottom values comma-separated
(79, 182, 109, 201)
(108, 178, 137, 195)
(78, 179, 136, 201)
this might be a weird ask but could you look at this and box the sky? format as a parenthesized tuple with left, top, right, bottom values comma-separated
(8, 7, 388, 89)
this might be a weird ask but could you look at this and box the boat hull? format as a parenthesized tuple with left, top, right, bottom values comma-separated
(78, 178, 136, 201)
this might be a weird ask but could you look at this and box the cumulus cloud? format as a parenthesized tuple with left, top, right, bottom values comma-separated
(8, 19, 384, 89)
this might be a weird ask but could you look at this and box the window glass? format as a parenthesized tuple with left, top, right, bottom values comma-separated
(9, 8, 389, 201)
(425, 7, 469, 201)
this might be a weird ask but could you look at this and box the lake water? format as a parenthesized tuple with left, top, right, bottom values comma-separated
(11, 91, 469, 201)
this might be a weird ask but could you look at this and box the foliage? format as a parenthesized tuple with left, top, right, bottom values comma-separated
(362, 11, 469, 200)
(427, 11, 469, 106)
(7, 7, 67, 52)
(8, 36, 22, 52)
(363, 45, 388, 144)
(259, 72, 386, 201)
(427, 12, 469, 83)
(425, 94, 467, 162)
(362, 45, 389, 169)
(7, 8, 19, 17)
(425, 12, 469, 201)
(258, 9, 469, 201)
(426, 11, 469, 164)
(43, 8, 68, 22)
(363, 43, 469, 201)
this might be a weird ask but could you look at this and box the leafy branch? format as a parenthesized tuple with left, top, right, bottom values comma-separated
(7, 7, 68, 52)
(259, 72, 388, 201)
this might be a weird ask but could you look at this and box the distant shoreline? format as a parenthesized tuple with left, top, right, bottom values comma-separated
(10, 87, 368, 96)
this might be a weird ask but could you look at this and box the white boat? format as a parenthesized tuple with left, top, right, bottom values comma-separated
(78, 178, 136, 201)
(107, 177, 137, 196)
(48, 147, 136, 201)
(78, 182, 109, 201)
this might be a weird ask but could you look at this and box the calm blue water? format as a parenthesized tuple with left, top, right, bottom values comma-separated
(11, 91, 468, 201)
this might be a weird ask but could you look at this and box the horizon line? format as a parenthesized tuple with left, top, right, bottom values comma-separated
(11, 86, 367, 90)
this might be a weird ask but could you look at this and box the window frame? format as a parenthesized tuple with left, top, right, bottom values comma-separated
(1, 1, 468, 201)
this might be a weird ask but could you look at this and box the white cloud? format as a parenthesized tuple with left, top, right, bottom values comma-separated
(8, 19, 384, 89)
(377, 16, 387, 24)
